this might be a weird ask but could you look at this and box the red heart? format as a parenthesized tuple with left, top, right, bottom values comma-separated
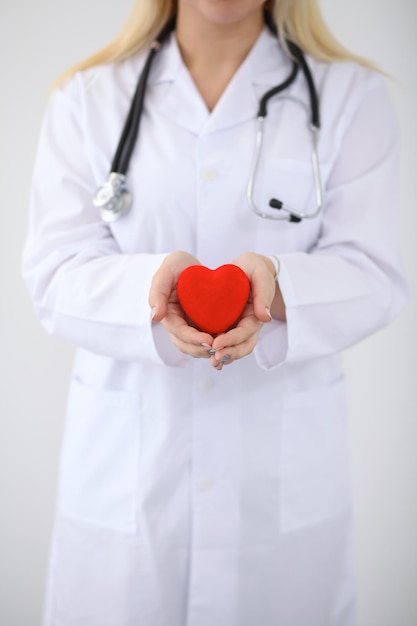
(177, 264, 250, 335)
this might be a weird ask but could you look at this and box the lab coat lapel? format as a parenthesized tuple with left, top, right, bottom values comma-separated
(150, 29, 294, 136)
(149, 34, 209, 135)
(202, 29, 292, 135)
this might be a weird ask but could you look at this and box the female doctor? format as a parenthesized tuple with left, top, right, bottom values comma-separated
(22, 0, 408, 625)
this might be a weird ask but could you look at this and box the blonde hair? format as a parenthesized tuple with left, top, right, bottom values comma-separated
(55, 0, 375, 86)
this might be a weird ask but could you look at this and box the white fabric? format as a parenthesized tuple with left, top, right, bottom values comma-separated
(22, 28, 407, 626)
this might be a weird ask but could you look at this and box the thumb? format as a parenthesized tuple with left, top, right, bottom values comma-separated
(148, 265, 176, 322)
(252, 295, 273, 323)
(250, 270, 275, 323)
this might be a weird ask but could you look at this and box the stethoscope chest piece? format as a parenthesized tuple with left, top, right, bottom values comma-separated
(93, 172, 132, 223)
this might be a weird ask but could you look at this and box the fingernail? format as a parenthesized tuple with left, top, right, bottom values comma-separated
(265, 307, 272, 321)
(209, 349, 216, 355)
(220, 355, 230, 363)
(151, 307, 156, 320)
(201, 343, 212, 349)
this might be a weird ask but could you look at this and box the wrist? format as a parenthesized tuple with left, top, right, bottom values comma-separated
(266, 254, 280, 280)
(259, 254, 280, 280)
(264, 254, 286, 322)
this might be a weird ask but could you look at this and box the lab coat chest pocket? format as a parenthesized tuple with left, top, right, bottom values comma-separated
(255, 159, 328, 253)
(280, 377, 351, 532)
(57, 378, 141, 533)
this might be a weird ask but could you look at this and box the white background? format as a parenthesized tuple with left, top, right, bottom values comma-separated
(0, 1, 416, 624)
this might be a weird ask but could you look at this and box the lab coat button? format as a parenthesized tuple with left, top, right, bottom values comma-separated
(201, 167, 217, 182)
(198, 378, 214, 393)
(197, 478, 214, 492)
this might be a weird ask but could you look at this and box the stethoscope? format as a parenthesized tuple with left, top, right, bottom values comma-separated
(93, 13, 322, 224)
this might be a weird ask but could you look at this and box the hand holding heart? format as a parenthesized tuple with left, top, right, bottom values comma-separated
(149, 251, 282, 367)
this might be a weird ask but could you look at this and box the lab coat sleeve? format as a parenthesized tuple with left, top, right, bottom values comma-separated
(254, 72, 408, 369)
(22, 80, 188, 366)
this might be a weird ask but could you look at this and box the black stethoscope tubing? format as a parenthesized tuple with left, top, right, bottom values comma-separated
(258, 11, 319, 127)
(94, 12, 321, 223)
(114, 14, 319, 174)
(111, 16, 177, 174)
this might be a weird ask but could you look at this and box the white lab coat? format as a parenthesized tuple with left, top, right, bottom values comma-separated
(23, 28, 407, 626)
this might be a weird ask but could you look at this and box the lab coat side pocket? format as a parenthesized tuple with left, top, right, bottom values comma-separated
(280, 377, 351, 532)
(57, 378, 141, 534)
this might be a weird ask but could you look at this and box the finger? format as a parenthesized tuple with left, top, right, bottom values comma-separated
(149, 251, 202, 322)
(210, 354, 231, 371)
(168, 335, 214, 358)
(211, 317, 262, 352)
(209, 330, 260, 366)
(232, 254, 276, 317)
(161, 315, 214, 356)
(210, 328, 262, 366)
(149, 270, 176, 322)
(250, 270, 276, 323)
(252, 300, 273, 323)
